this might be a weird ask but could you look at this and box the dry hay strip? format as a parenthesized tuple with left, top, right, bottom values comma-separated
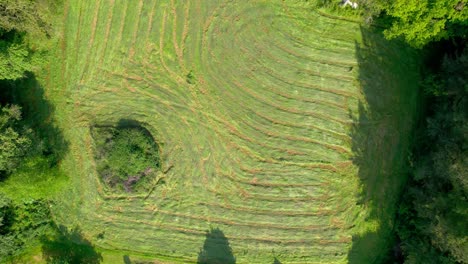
(144, 0, 157, 43)
(119, 207, 330, 232)
(262, 65, 362, 100)
(72, 0, 85, 66)
(259, 43, 355, 83)
(199, 201, 334, 216)
(221, 132, 299, 167)
(66, 0, 85, 86)
(200, 0, 231, 56)
(239, 112, 349, 154)
(158, 8, 186, 85)
(230, 79, 353, 126)
(254, 110, 351, 142)
(95, 0, 127, 73)
(115, 1, 129, 50)
(198, 63, 349, 148)
(91, 0, 115, 82)
(229, 54, 353, 109)
(273, 26, 355, 57)
(59, 0, 70, 89)
(233, 62, 352, 113)
(221, 157, 331, 179)
(275, 40, 358, 70)
(224, 138, 340, 172)
(179, 107, 298, 166)
(206, 183, 333, 203)
(79, 0, 102, 83)
(216, 167, 323, 188)
(314, 9, 361, 24)
(128, 0, 144, 60)
(102, 216, 341, 245)
(229, 26, 355, 82)
(233, 48, 355, 99)
(244, 117, 351, 154)
(277, 13, 357, 44)
(169, 0, 186, 70)
(101, 64, 188, 106)
(208, 112, 315, 158)
(179, 1, 190, 62)
(270, 36, 355, 66)
(200, 49, 354, 118)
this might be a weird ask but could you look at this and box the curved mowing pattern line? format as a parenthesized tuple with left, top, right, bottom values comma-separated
(47, 0, 420, 263)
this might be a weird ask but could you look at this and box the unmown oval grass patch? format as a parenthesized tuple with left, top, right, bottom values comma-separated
(91, 124, 160, 193)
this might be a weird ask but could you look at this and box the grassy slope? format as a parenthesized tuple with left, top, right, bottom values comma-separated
(36, 0, 421, 263)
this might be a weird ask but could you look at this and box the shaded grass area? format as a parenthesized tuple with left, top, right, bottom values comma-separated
(0, 74, 69, 202)
(347, 26, 422, 263)
(0, 197, 102, 263)
(0, 74, 68, 161)
(0, 155, 67, 202)
(197, 228, 236, 264)
(0, 73, 73, 261)
(41, 225, 102, 264)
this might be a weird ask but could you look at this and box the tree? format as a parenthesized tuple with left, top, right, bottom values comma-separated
(396, 45, 468, 263)
(0, 0, 58, 80)
(0, 105, 31, 176)
(0, 35, 38, 80)
(383, 0, 467, 48)
(360, 0, 467, 48)
(0, 0, 54, 46)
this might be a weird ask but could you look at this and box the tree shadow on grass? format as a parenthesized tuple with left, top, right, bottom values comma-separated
(123, 255, 132, 264)
(122, 255, 155, 264)
(41, 225, 102, 264)
(347, 26, 422, 264)
(0, 73, 69, 167)
(197, 228, 236, 264)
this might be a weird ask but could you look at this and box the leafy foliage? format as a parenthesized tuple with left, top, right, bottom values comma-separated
(381, 0, 468, 48)
(396, 45, 468, 263)
(359, 0, 468, 48)
(0, 195, 101, 263)
(0, 0, 58, 48)
(0, 196, 52, 262)
(93, 126, 160, 192)
(0, 104, 31, 176)
(0, 34, 42, 80)
(0, 0, 60, 80)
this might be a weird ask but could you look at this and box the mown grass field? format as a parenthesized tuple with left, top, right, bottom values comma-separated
(42, 0, 421, 263)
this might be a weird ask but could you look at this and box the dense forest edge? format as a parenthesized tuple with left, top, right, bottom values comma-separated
(0, 0, 466, 263)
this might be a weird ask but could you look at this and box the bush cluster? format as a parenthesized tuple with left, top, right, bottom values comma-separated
(93, 126, 160, 192)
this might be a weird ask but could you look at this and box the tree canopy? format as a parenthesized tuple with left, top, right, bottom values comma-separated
(0, 0, 57, 80)
(0, 0, 54, 45)
(396, 44, 468, 263)
(381, 0, 467, 48)
(0, 105, 31, 176)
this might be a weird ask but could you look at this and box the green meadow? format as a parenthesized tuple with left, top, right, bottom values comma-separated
(14, 0, 422, 263)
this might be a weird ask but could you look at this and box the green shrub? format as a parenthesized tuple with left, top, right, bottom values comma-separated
(0, 104, 31, 176)
(0, 196, 52, 262)
(395, 44, 468, 263)
(92, 126, 160, 192)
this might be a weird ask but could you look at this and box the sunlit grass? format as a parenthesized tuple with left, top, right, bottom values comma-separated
(0, 156, 68, 202)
